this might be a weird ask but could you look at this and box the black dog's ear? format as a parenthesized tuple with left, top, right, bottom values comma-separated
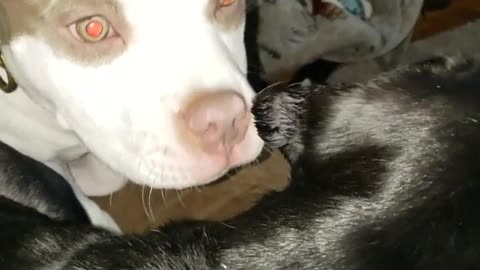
(252, 83, 311, 150)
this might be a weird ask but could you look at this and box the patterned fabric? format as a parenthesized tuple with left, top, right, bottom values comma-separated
(247, 0, 424, 83)
(323, 0, 372, 19)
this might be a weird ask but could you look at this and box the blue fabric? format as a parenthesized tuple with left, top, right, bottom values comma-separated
(339, 0, 368, 19)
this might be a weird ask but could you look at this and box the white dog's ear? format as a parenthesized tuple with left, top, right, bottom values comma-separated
(68, 154, 128, 197)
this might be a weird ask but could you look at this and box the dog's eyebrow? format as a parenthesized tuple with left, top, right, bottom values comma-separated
(45, 0, 121, 24)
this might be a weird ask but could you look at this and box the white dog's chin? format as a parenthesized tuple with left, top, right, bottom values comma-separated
(70, 120, 264, 197)
(71, 148, 259, 197)
(126, 127, 264, 192)
(134, 134, 264, 191)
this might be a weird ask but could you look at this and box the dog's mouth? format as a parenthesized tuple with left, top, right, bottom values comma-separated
(74, 138, 265, 196)
(86, 119, 264, 195)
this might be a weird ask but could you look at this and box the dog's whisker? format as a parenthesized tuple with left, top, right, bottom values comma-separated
(159, 162, 168, 207)
(176, 190, 186, 208)
(145, 162, 157, 222)
(141, 185, 150, 219)
(160, 189, 168, 206)
(288, 81, 307, 88)
(259, 80, 289, 93)
(109, 192, 114, 208)
(148, 185, 155, 222)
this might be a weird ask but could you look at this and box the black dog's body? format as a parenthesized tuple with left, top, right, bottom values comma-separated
(1, 55, 480, 269)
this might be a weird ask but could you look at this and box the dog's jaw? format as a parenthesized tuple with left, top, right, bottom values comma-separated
(0, 0, 264, 195)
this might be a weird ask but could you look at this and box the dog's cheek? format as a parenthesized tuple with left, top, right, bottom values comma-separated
(218, 22, 248, 74)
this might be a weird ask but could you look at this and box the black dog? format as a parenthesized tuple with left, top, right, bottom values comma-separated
(1, 55, 480, 269)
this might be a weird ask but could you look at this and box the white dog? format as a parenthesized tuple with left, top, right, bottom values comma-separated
(0, 0, 264, 232)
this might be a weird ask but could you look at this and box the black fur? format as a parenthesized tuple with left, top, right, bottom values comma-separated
(1, 55, 480, 269)
(0, 142, 89, 223)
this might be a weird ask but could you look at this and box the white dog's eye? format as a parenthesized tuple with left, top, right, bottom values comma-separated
(71, 16, 117, 43)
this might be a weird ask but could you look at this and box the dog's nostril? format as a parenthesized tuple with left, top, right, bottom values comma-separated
(181, 90, 249, 155)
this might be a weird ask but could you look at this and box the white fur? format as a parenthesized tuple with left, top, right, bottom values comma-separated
(0, 0, 264, 231)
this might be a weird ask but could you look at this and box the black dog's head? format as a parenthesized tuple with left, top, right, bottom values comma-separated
(252, 83, 319, 164)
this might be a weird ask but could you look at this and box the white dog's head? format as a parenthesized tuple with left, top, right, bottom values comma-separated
(0, 0, 264, 190)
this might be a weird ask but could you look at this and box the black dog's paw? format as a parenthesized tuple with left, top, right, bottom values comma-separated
(252, 83, 314, 162)
(253, 83, 306, 148)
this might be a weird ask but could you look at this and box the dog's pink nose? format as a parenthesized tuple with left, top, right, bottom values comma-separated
(182, 91, 250, 156)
